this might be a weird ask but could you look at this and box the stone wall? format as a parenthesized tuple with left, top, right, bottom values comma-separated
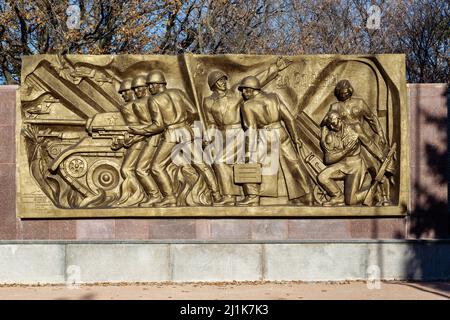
(0, 84, 447, 241)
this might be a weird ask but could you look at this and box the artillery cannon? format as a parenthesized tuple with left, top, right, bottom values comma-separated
(24, 112, 131, 207)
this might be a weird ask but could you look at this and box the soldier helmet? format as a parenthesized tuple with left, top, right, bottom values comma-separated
(131, 75, 147, 89)
(207, 70, 228, 89)
(118, 78, 133, 93)
(146, 70, 167, 84)
(238, 76, 261, 91)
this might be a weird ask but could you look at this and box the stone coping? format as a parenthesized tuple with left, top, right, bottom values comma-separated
(1, 239, 449, 245)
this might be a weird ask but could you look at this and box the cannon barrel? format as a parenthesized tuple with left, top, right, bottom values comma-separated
(23, 119, 86, 126)
(24, 112, 131, 138)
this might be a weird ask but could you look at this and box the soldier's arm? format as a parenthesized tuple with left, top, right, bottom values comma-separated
(320, 126, 328, 147)
(230, 57, 289, 92)
(202, 98, 217, 143)
(256, 57, 291, 88)
(320, 132, 338, 165)
(181, 91, 199, 124)
(132, 102, 152, 125)
(242, 104, 258, 161)
(130, 98, 165, 136)
(323, 140, 357, 165)
(254, 64, 278, 88)
(320, 127, 357, 165)
(324, 150, 348, 165)
(356, 128, 385, 162)
(320, 104, 338, 147)
(146, 98, 165, 134)
(203, 98, 217, 129)
(361, 100, 386, 143)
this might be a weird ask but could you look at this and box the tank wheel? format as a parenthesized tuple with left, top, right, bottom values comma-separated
(65, 156, 88, 178)
(86, 160, 121, 195)
(313, 185, 331, 205)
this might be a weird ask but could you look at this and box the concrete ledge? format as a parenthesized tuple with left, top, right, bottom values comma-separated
(0, 241, 448, 284)
(0, 245, 65, 284)
(171, 244, 262, 282)
(264, 244, 367, 281)
(66, 244, 170, 283)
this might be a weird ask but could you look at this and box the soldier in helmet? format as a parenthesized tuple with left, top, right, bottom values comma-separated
(130, 75, 164, 207)
(202, 58, 290, 206)
(130, 70, 223, 207)
(114, 78, 148, 207)
(237, 75, 312, 206)
(131, 75, 152, 128)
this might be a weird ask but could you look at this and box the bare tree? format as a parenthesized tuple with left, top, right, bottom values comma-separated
(0, 0, 448, 84)
(0, 0, 169, 82)
(389, 0, 449, 83)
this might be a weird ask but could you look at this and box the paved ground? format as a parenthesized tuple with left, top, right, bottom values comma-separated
(0, 281, 448, 300)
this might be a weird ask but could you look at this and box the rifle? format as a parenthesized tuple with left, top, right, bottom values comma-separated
(363, 142, 397, 206)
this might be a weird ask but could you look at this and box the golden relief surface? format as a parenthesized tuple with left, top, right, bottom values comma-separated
(17, 54, 408, 218)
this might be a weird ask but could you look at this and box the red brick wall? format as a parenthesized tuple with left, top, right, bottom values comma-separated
(408, 84, 448, 238)
(0, 84, 447, 240)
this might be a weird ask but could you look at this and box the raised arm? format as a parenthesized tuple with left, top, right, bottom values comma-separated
(255, 63, 279, 88)
(230, 57, 290, 92)
(257, 57, 291, 87)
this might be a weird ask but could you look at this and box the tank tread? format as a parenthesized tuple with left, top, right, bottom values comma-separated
(59, 162, 92, 197)
(76, 152, 124, 157)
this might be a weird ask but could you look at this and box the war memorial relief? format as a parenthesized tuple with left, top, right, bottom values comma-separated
(17, 54, 408, 218)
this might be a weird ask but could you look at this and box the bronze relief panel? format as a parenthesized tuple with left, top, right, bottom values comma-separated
(17, 54, 408, 217)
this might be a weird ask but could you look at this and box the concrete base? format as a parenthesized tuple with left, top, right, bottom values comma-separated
(0, 240, 448, 284)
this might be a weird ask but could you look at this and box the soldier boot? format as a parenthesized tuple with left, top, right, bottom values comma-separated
(213, 194, 236, 206)
(139, 194, 164, 207)
(237, 195, 260, 207)
(155, 195, 177, 207)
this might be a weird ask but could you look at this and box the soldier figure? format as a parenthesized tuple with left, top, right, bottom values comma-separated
(238, 76, 313, 206)
(318, 111, 385, 206)
(203, 58, 289, 206)
(130, 70, 224, 207)
(328, 80, 394, 206)
(131, 75, 164, 207)
(114, 78, 148, 207)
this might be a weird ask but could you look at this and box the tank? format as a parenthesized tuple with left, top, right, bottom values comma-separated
(23, 112, 130, 208)
(46, 112, 128, 206)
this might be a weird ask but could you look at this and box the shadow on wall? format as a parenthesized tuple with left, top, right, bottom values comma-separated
(368, 85, 450, 283)
(400, 84, 449, 282)
(409, 85, 449, 238)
